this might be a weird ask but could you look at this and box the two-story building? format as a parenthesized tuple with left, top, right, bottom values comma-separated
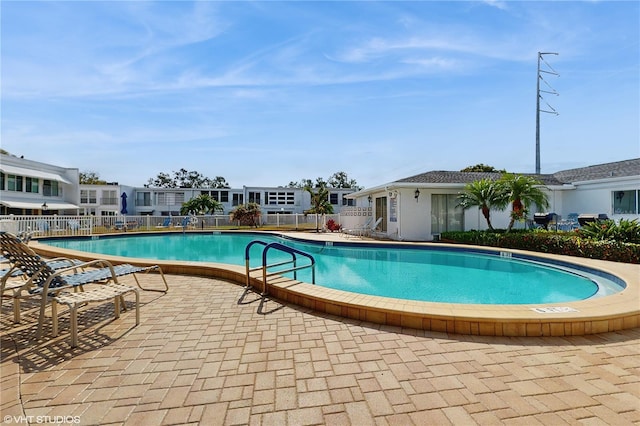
(0, 154, 80, 215)
(0, 153, 357, 219)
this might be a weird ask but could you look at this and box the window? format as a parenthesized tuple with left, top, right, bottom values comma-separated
(267, 191, 295, 205)
(81, 189, 97, 204)
(232, 193, 243, 206)
(248, 192, 261, 204)
(8, 175, 23, 192)
(156, 192, 185, 206)
(43, 180, 59, 196)
(329, 193, 339, 205)
(342, 196, 354, 206)
(157, 192, 169, 205)
(220, 191, 229, 203)
(26, 177, 39, 193)
(0, 173, 4, 190)
(431, 194, 464, 233)
(102, 190, 118, 205)
(136, 192, 151, 207)
(613, 190, 639, 214)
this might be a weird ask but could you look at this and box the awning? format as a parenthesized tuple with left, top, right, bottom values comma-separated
(0, 199, 79, 210)
(0, 164, 73, 185)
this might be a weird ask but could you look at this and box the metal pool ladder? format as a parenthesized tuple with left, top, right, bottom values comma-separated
(245, 240, 316, 296)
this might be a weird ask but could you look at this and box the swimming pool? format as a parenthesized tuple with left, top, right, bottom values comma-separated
(41, 232, 623, 305)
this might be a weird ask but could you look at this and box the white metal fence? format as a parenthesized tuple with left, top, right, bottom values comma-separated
(0, 213, 344, 237)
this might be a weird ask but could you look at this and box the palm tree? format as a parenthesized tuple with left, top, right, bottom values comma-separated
(457, 178, 508, 230)
(304, 185, 334, 232)
(180, 194, 223, 215)
(500, 174, 550, 231)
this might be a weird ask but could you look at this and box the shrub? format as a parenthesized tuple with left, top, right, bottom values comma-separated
(576, 219, 640, 244)
(440, 229, 640, 264)
(326, 219, 341, 232)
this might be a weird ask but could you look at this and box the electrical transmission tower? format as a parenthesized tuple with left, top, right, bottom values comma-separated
(535, 52, 559, 174)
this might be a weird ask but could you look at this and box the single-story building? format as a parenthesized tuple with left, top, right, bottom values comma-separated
(344, 158, 640, 241)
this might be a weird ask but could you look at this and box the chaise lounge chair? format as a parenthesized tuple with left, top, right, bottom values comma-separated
(156, 217, 172, 228)
(342, 217, 374, 237)
(343, 217, 383, 238)
(0, 231, 168, 347)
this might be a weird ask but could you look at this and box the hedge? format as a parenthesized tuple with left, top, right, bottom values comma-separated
(440, 230, 640, 264)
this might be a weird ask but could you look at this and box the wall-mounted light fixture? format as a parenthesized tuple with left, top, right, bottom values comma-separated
(41, 202, 48, 212)
(414, 189, 420, 202)
(367, 195, 372, 204)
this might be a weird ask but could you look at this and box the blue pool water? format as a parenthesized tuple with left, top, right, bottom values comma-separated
(42, 232, 623, 304)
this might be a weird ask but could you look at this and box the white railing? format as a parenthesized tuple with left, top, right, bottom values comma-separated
(0, 213, 344, 237)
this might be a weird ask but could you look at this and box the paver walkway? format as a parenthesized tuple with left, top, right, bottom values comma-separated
(2, 273, 639, 425)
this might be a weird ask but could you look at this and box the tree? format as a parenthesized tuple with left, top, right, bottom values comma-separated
(229, 203, 262, 227)
(328, 171, 361, 190)
(79, 171, 107, 185)
(209, 176, 231, 188)
(145, 172, 176, 188)
(145, 170, 229, 188)
(174, 168, 209, 188)
(500, 174, 550, 232)
(304, 185, 334, 232)
(460, 164, 506, 173)
(457, 178, 508, 231)
(180, 194, 223, 215)
(288, 171, 361, 190)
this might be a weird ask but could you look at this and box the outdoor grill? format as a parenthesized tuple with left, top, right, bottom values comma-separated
(578, 213, 609, 226)
(533, 213, 557, 230)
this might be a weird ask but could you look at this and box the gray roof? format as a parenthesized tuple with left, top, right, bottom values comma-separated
(397, 171, 564, 186)
(395, 158, 639, 186)
(552, 158, 640, 183)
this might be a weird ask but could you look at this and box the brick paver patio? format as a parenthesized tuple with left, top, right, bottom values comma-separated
(2, 273, 639, 425)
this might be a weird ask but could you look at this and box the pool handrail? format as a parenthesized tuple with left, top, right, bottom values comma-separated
(261, 242, 315, 295)
(245, 240, 269, 288)
(245, 240, 316, 295)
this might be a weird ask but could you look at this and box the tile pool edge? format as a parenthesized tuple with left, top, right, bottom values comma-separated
(30, 235, 640, 337)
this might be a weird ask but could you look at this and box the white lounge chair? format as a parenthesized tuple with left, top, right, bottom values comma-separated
(343, 217, 382, 237)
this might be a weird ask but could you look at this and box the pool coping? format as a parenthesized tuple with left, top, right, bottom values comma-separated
(30, 231, 640, 337)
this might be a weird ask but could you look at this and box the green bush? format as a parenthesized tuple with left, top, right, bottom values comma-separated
(576, 218, 640, 244)
(440, 229, 640, 264)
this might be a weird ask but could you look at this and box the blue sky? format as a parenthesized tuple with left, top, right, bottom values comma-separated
(2, 1, 638, 189)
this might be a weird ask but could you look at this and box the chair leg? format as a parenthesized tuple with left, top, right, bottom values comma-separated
(52, 300, 58, 337)
(114, 296, 120, 319)
(134, 289, 140, 325)
(13, 297, 21, 323)
(69, 305, 78, 348)
(36, 296, 48, 339)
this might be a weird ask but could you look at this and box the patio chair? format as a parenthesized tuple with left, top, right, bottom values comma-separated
(342, 217, 374, 237)
(36, 220, 50, 235)
(343, 217, 383, 238)
(362, 217, 383, 237)
(68, 219, 91, 233)
(0, 232, 167, 347)
(156, 217, 172, 228)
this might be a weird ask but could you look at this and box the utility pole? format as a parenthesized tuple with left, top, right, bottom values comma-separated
(535, 52, 559, 174)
